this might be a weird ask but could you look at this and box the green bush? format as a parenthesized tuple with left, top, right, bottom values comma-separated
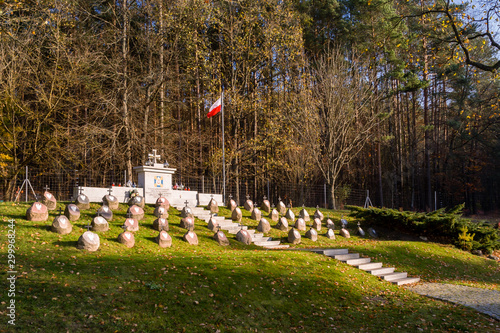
(347, 204, 500, 253)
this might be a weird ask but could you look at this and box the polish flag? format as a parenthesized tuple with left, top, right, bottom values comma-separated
(207, 96, 222, 118)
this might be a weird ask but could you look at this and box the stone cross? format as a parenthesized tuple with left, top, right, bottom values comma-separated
(44, 185, 50, 192)
(211, 194, 214, 198)
(83, 223, 92, 231)
(271, 203, 275, 208)
(78, 187, 84, 195)
(263, 196, 267, 200)
(126, 212, 132, 218)
(357, 222, 361, 227)
(57, 207, 63, 216)
(287, 204, 291, 208)
(278, 196, 282, 201)
(302, 204, 305, 208)
(96, 211, 101, 217)
(148, 149, 161, 164)
(121, 224, 128, 231)
(184, 200, 189, 207)
(246, 194, 250, 200)
(229, 194, 232, 200)
(158, 192, 163, 197)
(316, 205, 319, 209)
(107, 188, 113, 195)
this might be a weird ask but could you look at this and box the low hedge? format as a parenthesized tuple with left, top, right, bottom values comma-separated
(347, 204, 500, 254)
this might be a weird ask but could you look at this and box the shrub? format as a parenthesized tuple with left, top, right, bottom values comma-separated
(347, 204, 500, 253)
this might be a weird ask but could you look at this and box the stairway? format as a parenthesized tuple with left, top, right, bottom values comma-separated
(174, 205, 288, 249)
(316, 249, 420, 286)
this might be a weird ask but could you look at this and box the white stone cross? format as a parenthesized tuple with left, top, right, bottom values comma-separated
(148, 149, 161, 164)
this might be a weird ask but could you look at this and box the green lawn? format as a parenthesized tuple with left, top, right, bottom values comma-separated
(0, 202, 499, 332)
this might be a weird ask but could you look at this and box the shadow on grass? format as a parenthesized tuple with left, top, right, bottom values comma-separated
(53, 240, 77, 248)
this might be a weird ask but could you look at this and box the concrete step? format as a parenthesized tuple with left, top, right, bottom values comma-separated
(263, 244, 290, 249)
(344, 257, 371, 265)
(357, 262, 383, 270)
(320, 249, 349, 256)
(254, 240, 281, 247)
(367, 267, 395, 276)
(391, 277, 420, 286)
(253, 237, 272, 242)
(331, 253, 360, 260)
(380, 272, 407, 281)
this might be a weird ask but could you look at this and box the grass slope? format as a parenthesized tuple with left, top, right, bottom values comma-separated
(0, 202, 498, 332)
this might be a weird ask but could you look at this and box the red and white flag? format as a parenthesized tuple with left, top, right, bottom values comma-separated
(207, 96, 222, 118)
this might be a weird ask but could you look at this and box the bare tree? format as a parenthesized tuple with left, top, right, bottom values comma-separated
(292, 48, 387, 209)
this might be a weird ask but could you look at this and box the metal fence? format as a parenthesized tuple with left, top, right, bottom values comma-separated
(2, 167, 369, 208)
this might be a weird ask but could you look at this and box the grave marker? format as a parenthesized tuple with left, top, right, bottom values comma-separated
(123, 212, 139, 232)
(231, 207, 243, 223)
(97, 204, 113, 221)
(236, 229, 252, 245)
(51, 214, 72, 235)
(65, 204, 80, 221)
(42, 185, 57, 210)
(153, 218, 169, 231)
(257, 218, 271, 233)
(102, 187, 119, 210)
(153, 205, 169, 219)
(213, 229, 230, 246)
(183, 230, 198, 245)
(294, 218, 306, 231)
(77, 227, 100, 252)
(207, 194, 219, 214)
(299, 205, 310, 222)
(277, 197, 286, 215)
(312, 217, 322, 231)
(269, 204, 279, 222)
(276, 217, 289, 232)
(91, 214, 109, 232)
(305, 227, 318, 242)
(313, 206, 324, 221)
(227, 194, 237, 212)
(156, 229, 172, 248)
(285, 205, 295, 220)
(127, 205, 144, 220)
(287, 228, 301, 244)
(260, 196, 271, 213)
(75, 187, 90, 210)
(244, 195, 254, 212)
(118, 225, 135, 248)
(251, 206, 262, 221)
(26, 201, 48, 222)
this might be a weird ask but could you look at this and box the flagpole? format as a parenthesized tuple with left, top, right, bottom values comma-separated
(221, 89, 226, 203)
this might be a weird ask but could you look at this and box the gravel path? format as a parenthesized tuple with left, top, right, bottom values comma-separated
(407, 283, 500, 321)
